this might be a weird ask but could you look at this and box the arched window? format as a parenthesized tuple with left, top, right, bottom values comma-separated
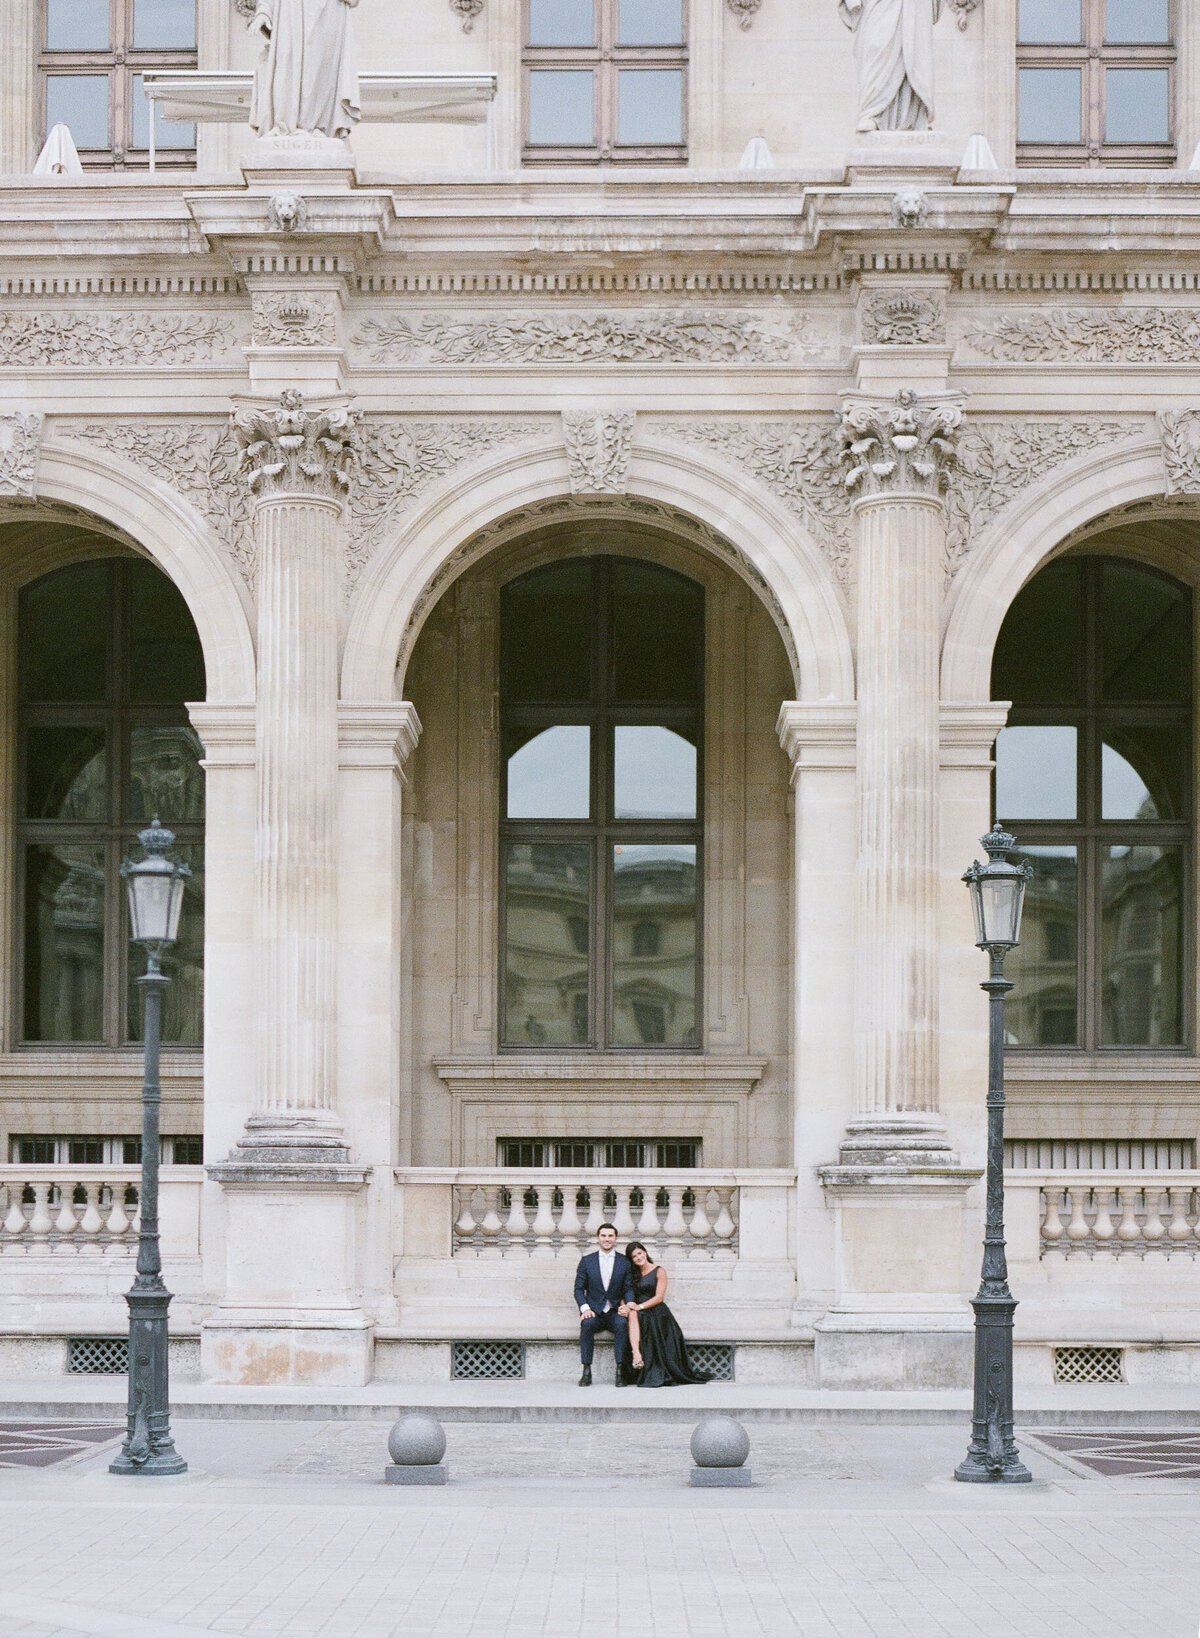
(500, 556, 703, 1049)
(992, 554, 1191, 1049)
(18, 558, 205, 1046)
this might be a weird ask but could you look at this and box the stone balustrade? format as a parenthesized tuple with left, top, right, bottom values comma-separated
(0, 1165, 203, 1257)
(1009, 1172, 1200, 1259)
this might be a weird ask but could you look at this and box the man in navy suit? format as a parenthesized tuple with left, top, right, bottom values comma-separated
(573, 1223, 634, 1386)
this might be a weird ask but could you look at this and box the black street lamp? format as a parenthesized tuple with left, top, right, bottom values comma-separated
(109, 818, 189, 1477)
(955, 824, 1034, 1485)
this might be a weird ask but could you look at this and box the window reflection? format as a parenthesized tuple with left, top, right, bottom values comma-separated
(25, 727, 106, 820)
(995, 726, 1077, 820)
(613, 726, 696, 818)
(611, 844, 696, 1047)
(1004, 848, 1078, 1047)
(1101, 846, 1182, 1045)
(129, 725, 205, 823)
(503, 843, 590, 1045)
(1101, 727, 1187, 821)
(505, 726, 590, 819)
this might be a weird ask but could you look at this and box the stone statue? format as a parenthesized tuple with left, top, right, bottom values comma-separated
(248, 0, 361, 139)
(838, 0, 941, 133)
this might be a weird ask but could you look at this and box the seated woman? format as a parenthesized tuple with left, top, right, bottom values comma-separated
(624, 1241, 713, 1388)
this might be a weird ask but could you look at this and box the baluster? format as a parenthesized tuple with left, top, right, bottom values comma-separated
(688, 1186, 713, 1252)
(712, 1189, 737, 1250)
(79, 1183, 104, 1238)
(612, 1185, 636, 1239)
(582, 1186, 603, 1239)
(54, 1185, 79, 1241)
(636, 1185, 661, 1239)
(28, 1184, 53, 1243)
(531, 1182, 557, 1257)
(1065, 1188, 1090, 1246)
(1168, 1188, 1194, 1242)
(504, 1180, 530, 1253)
(3, 1187, 26, 1237)
(105, 1186, 130, 1241)
(558, 1181, 582, 1248)
(662, 1186, 688, 1249)
(1091, 1188, 1116, 1245)
(478, 1186, 503, 1259)
(454, 1187, 478, 1252)
(1142, 1188, 1167, 1244)
(1041, 1189, 1065, 1243)
(1116, 1188, 1142, 1245)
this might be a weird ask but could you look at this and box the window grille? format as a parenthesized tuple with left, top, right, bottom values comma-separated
(10, 1135, 202, 1165)
(686, 1343, 734, 1381)
(68, 1337, 128, 1375)
(1053, 1345, 1124, 1384)
(1006, 1139, 1194, 1170)
(498, 1137, 700, 1168)
(451, 1341, 525, 1380)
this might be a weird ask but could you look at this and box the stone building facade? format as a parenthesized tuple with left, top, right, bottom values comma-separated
(0, 0, 1198, 1389)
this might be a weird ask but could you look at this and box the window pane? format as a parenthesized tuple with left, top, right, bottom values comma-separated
(528, 0, 594, 45)
(1018, 0, 1081, 40)
(994, 726, 1077, 820)
(528, 70, 595, 144)
(1106, 0, 1170, 43)
(129, 725, 205, 823)
(24, 845, 106, 1042)
(503, 843, 590, 1045)
(505, 725, 590, 818)
(1101, 845, 1182, 1045)
(612, 563, 703, 703)
(25, 726, 107, 820)
(20, 564, 110, 703)
(992, 559, 1082, 706)
(127, 560, 206, 702)
(1004, 847, 1078, 1047)
(1018, 67, 1082, 143)
(618, 0, 683, 44)
(502, 562, 592, 704)
(45, 75, 110, 151)
(1102, 727, 1188, 821)
(128, 845, 203, 1044)
(611, 844, 696, 1047)
(1105, 68, 1170, 143)
(613, 726, 697, 818)
(131, 75, 196, 150)
(1101, 562, 1190, 702)
(133, 0, 196, 48)
(46, 0, 109, 49)
(617, 69, 683, 145)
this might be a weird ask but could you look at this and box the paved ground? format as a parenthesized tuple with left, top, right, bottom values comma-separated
(1, 1418, 1200, 1637)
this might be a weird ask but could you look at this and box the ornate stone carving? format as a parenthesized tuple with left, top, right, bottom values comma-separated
(860, 291, 945, 346)
(1157, 409, 1200, 495)
(726, 0, 762, 26)
(352, 310, 823, 366)
(232, 390, 358, 500)
(892, 190, 928, 230)
(840, 389, 962, 500)
(347, 416, 548, 586)
(232, 0, 257, 16)
(450, 0, 484, 28)
(63, 421, 256, 584)
(251, 291, 339, 348)
(948, 0, 980, 25)
(562, 411, 635, 495)
(0, 313, 234, 368)
(266, 191, 309, 233)
(0, 413, 42, 498)
(963, 308, 1200, 363)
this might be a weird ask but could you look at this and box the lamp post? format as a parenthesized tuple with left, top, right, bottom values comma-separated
(109, 817, 189, 1477)
(955, 823, 1034, 1485)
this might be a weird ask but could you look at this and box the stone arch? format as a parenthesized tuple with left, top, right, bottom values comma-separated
(341, 435, 853, 703)
(29, 437, 256, 702)
(941, 436, 1173, 701)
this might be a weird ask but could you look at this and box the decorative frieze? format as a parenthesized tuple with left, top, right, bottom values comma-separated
(0, 312, 235, 368)
(352, 310, 824, 365)
(860, 291, 945, 346)
(963, 307, 1200, 363)
(562, 410, 635, 495)
(232, 391, 358, 501)
(839, 390, 962, 501)
(0, 412, 42, 497)
(251, 291, 339, 348)
(1157, 409, 1200, 495)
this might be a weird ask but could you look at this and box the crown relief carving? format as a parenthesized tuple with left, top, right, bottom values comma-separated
(251, 290, 339, 348)
(860, 291, 946, 347)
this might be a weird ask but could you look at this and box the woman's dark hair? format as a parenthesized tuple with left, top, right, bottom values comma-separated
(625, 1240, 650, 1265)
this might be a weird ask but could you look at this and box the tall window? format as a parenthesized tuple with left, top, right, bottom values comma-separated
(992, 555, 1191, 1049)
(39, 0, 197, 170)
(500, 557, 703, 1049)
(19, 559, 206, 1046)
(1017, 0, 1174, 166)
(523, 0, 687, 165)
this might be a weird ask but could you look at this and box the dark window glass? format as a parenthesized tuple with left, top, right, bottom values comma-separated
(991, 558, 1082, 706)
(1101, 725, 1188, 821)
(20, 561, 110, 702)
(611, 560, 703, 703)
(24, 726, 107, 820)
(502, 560, 592, 703)
(23, 844, 106, 1042)
(128, 843, 203, 1042)
(1100, 559, 1190, 702)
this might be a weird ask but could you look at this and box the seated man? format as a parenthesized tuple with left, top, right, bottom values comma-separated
(573, 1222, 634, 1387)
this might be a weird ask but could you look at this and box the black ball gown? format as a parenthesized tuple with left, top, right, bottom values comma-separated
(629, 1267, 713, 1388)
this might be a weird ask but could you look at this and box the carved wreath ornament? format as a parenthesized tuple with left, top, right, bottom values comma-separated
(232, 390, 358, 499)
(839, 388, 962, 499)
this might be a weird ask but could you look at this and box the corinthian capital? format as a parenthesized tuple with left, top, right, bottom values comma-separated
(231, 390, 358, 500)
(839, 389, 962, 502)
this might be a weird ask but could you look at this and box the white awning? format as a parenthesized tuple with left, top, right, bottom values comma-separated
(141, 72, 497, 126)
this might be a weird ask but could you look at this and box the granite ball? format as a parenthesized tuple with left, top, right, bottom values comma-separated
(387, 1414, 447, 1467)
(690, 1416, 750, 1469)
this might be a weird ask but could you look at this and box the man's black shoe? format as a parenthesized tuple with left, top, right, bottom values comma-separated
(615, 1376, 629, 1387)
(578, 1367, 592, 1386)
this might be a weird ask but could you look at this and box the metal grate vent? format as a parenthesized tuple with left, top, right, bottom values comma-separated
(451, 1340, 525, 1380)
(1053, 1345, 1123, 1384)
(68, 1337, 128, 1375)
(686, 1343, 735, 1381)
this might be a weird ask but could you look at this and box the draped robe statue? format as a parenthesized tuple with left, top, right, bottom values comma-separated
(249, 0, 361, 139)
(838, 0, 941, 133)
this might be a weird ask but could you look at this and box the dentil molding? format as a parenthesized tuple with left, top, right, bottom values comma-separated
(231, 391, 358, 501)
(0, 413, 42, 498)
(562, 410, 635, 495)
(839, 389, 963, 501)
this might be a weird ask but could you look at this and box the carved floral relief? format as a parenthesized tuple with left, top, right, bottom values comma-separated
(562, 411, 636, 494)
(0, 312, 235, 368)
(1157, 409, 1200, 495)
(232, 390, 358, 499)
(0, 413, 43, 498)
(840, 390, 962, 500)
(962, 307, 1200, 363)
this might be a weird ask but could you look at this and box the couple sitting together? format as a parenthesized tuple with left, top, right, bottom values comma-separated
(573, 1223, 712, 1388)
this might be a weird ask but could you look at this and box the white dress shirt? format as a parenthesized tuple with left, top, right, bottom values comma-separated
(583, 1248, 616, 1314)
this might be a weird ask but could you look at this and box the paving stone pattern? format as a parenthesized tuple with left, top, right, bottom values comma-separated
(0, 1423, 123, 1470)
(1031, 1429, 1200, 1478)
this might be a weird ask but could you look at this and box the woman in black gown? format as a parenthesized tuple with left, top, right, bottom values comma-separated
(623, 1241, 712, 1387)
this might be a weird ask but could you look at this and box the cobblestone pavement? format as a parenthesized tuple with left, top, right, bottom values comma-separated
(0, 1420, 1198, 1638)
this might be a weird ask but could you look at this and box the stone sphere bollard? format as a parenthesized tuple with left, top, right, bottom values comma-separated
(385, 1414, 448, 1486)
(689, 1416, 752, 1487)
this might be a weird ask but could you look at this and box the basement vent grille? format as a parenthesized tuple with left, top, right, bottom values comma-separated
(451, 1340, 525, 1380)
(1053, 1345, 1123, 1384)
(68, 1337, 128, 1375)
(687, 1343, 735, 1381)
